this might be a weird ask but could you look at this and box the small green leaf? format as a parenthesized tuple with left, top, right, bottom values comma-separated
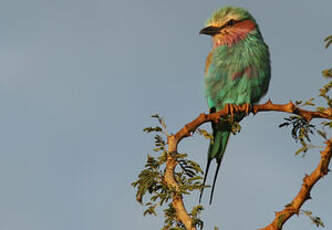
(197, 128, 214, 143)
(153, 147, 164, 152)
(324, 35, 332, 49)
(279, 122, 289, 128)
(143, 204, 157, 216)
(317, 130, 327, 140)
(322, 68, 332, 78)
(313, 217, 325, 227)
(316, 107, 326, 112)
(143, 126, 163, 133)
(301, 209, 325, 227)
(295, 146, 308, 155)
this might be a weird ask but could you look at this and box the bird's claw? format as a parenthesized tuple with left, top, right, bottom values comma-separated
(241, 103, 252, 116)
(225, 104, 239, 121)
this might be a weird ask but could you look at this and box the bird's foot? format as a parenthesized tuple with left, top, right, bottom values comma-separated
(240, 103, 252, 116)
(225, 104, 239, 121)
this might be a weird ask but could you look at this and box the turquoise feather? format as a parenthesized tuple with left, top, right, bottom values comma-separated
(199, 6, 271, 204)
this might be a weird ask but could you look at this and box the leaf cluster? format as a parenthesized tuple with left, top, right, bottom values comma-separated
(163, 204, 205, 230)
(132, 115, 205, 229)
(301, 210, 325, 228)
(317, 49, 332, 137)
(279, 37, 332, 156)
(320, 36, 332, 107)
(279, 115, 315, 155)
(132, 124, 170, 214)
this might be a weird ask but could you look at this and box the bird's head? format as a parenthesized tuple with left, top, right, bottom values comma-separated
(200, 6, 259, 48)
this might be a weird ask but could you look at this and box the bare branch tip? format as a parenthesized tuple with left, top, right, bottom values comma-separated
(266, 99, 272, 104)
(199, 113, 207, 119)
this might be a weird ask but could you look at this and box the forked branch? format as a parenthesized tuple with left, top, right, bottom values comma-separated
(164, 100, 332, 230)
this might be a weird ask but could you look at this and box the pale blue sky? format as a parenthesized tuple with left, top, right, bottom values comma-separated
(0, 0, 331, 230)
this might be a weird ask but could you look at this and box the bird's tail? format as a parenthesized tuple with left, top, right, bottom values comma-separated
(199, 120, 230, 205)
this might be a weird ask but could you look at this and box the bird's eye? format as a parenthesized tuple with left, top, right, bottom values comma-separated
(227, 19, 236, 26)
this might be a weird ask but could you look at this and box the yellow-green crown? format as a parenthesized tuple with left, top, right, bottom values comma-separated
(205, 6, 256, 27)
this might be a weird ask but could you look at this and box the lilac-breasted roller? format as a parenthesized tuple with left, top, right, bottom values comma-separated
(199, 6, 271, 204)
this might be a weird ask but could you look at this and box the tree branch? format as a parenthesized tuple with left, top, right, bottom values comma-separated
(163, 100, 332, 229)
(259, 137, 332, 230)
(165, 136, 197, 230)
(174, 100, 332, 145)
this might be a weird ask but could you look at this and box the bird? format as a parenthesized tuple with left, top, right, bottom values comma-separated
(199, 6, 271, 204)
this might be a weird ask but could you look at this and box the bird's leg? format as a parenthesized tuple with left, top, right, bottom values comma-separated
(225, 104, 233, 121)
(225, 104, 239, 121)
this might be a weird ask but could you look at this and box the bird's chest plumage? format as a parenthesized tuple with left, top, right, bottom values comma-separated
(204, 35, 270, 110)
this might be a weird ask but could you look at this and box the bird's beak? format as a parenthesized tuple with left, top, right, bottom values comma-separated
(199, 26, 220, 36)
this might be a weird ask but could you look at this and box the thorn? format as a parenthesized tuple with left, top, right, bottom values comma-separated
(266, 98, 272, 104)
(199, 113, 206, 120)
(184, 125, 191, 136)
(302, 174, 310, 185)
(302, 175, 307, 182)
(306, 194, 312, 200)
(294, 208, 300, 215)
(274, 211, 283, 217)
(287, 101, 296, 111)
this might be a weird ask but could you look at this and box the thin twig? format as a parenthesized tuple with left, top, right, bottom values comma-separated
(259, 137, 332, 230)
